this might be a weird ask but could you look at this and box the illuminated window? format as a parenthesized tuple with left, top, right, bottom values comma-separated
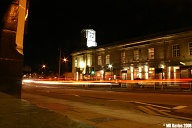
(106, 55, 110, 64)
(189, 42, 192, 55)
(149, 68, 155, 79)
(98, 56, 102, 65)
(75, 59, 77, 67)
(134, 50, 139, 61)
(148, 48, 154, 59)
(134, 68, 139, 78)
(121, 51, 126, 63)
(172, 44, 180, 57)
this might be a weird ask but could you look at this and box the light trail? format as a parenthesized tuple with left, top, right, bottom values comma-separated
(22, 79, 115, 85)
(22, 78, 192, 86)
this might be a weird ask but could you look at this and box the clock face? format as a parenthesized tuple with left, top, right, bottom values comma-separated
(85, 29, 97, 47)
(88, 31, 95, 41)
(89, 32, 94, 38)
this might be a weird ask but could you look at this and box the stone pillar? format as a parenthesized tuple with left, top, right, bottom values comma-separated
(0, 0, 28, 98)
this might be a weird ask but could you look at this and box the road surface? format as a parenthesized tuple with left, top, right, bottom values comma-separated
(21, 83, 192, 128)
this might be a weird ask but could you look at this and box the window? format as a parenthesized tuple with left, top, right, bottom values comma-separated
(121, 51, 126, 63)
(134, 50, 139, 61)
(172, 44, 180, 57)
(75, 59, 77, 67)
(189, 42, 192, 55)
(149, 68, 155, 79)
(106, 55, 110, 64)
(133, 68, 139, 78)
(148, 48, 154, 59)
(98, 56, 102, 65)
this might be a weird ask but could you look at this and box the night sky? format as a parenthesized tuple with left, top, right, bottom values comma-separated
(24, 0, 192, 73)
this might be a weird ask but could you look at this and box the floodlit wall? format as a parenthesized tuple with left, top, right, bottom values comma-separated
(72, 29, 192, 81)
(0, 0, 28, 98)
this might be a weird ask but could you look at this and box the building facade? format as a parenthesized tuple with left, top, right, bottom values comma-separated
(0, 0, 28, 98)
(72, 29, 192, 85)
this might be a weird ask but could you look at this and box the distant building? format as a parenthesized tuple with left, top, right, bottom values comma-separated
(72, 28, 192, 88)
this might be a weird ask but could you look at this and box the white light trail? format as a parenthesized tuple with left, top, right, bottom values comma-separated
(22, 79, 114, 85)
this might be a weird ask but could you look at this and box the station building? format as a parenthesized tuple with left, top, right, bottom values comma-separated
(71, 28, 192, 86)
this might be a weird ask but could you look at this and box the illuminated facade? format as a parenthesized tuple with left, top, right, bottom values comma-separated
(0, 0, 28, 98)
(72, 29, 192, 83)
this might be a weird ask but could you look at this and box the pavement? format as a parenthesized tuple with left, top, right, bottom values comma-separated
(1, 88, 192, 128)
(83, 85, 192, 95)
(0, 92, 95, 128)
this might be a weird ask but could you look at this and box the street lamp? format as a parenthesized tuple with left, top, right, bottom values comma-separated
(42, 64, 46, 68)
(58, 48, 68, 78)
(63, 58, 67, 62)
(41, 64, 46, 76)
(108, 64, 113, 79)
(108, 64, 112, 69)
(63, 57, 68, 71)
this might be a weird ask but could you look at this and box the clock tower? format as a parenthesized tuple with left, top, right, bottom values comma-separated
(81, 28, 97, 48)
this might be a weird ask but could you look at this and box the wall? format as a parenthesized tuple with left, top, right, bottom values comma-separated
(0, 0, 27, 98)
(72, 29, 192, 81)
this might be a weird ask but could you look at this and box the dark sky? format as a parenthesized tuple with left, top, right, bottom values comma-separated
(24, 0, 192, 72)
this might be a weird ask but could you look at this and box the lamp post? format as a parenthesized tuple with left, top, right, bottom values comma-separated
(58, 48, 68, 79)
(58, 48, 61, 78)
(63, 57, 68, 71)
(41, 64, 46, 76)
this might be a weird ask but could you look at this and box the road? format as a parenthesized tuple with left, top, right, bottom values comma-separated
(21, 83, 192, 128)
